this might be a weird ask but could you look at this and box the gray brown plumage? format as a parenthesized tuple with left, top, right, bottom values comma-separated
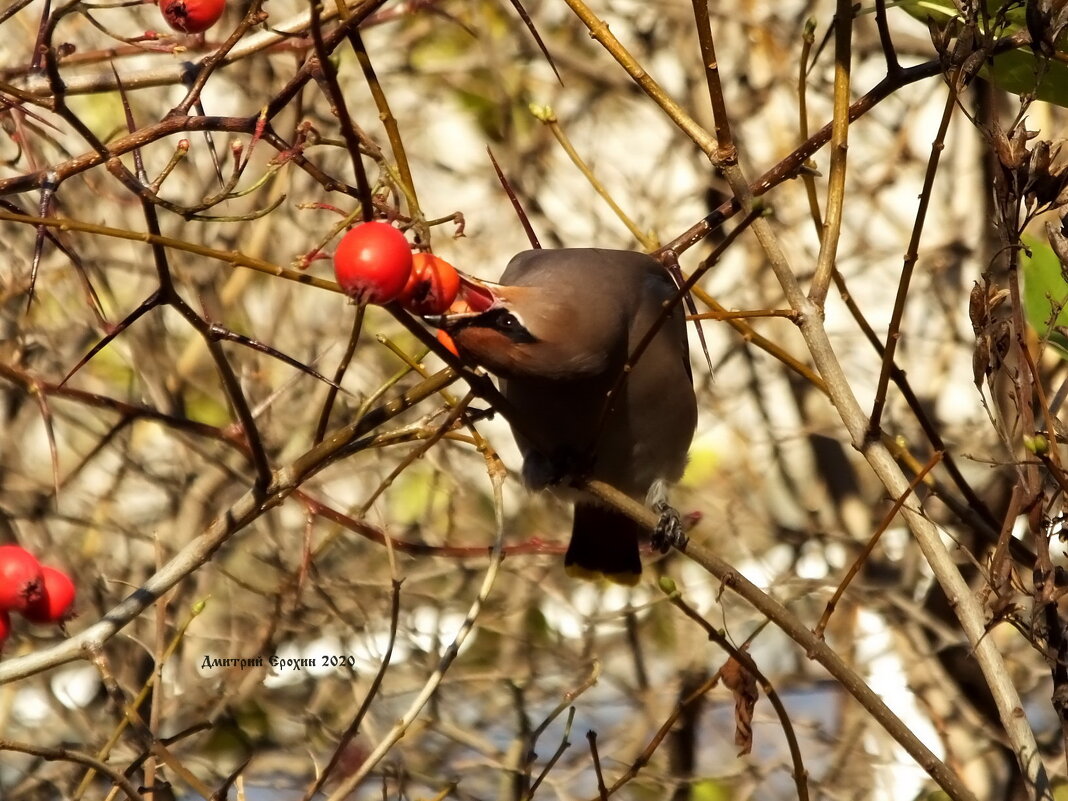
(434, 248, 697, 584)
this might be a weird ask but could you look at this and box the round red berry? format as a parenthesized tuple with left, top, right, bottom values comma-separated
(23, 566, 76, 624)
(333, 222, 413, 305)
(399, 253, 461, 316)
(158, 0, 225, 34)
(0, 610, 10, 649)
(0, 545, 43, 612)
(436, 328, 460, 357)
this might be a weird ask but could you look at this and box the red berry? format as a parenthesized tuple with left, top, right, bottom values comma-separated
(436, 328, 460, 357)
(158, 0, 224, 34)
(333, 222, 413, 305)
(22, 566, 76, 624)
(0, 545, 43, 612)
(399, 253, 461, 316)
(0, 610, 10, 649)
(456, 276, 498, 313)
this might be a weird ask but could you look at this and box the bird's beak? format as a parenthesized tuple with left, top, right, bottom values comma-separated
(423, 271, 503, 328)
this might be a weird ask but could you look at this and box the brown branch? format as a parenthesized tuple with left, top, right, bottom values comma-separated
(577, 477, 978, 801)
(0, 739, 143, 801)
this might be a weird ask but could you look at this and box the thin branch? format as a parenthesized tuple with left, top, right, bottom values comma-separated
(0, 739, 143, 801)
(577, 478, 977, 801)
(0, 368, 460, 684)
(319, 445, 507, 801)
(814, 450, 943, 638)
(300, 580, 403, 801)
(808, 0, 852, 308)
(665, 588, 809, 801)
(868, 79, 959, 435)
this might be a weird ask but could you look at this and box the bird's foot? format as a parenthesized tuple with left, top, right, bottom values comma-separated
(464, 406, 496, 423)
(651, 500, 687, 554)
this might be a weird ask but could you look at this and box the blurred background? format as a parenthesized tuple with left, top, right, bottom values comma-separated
(1, 0, 1067, 798)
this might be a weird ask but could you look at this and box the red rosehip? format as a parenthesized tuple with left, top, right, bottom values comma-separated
(333, 222, 413, 305)
(22, 566, 76, 624)
(0, 545, 43, 612)
(159, 0, 225, 33)
(0, 610, 10, 649)
(436, 328, 459, 357)
(399, 253, 461, 316)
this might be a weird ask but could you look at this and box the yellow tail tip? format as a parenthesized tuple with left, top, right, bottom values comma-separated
(565, 564, 641, 587)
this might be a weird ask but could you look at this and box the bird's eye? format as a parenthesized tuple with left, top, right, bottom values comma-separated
(481, 308, 536, 343)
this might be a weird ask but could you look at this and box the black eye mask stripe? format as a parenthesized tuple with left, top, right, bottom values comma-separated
(450, 308, 538, 344)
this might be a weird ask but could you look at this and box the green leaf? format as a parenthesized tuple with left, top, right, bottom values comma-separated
(895, 2, 1068, 108)
(985, 49, 1068, 109)
(1021, 233, 1068, 352)
(896, 0, 959, 23)
(897, 0, 1027, 26)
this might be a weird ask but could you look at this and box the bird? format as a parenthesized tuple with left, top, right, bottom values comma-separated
(428, 248, 698, 585)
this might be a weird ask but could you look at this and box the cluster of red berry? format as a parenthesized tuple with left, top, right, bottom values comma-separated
(0, 545, 76, 649)
(333, 221, 462, 355)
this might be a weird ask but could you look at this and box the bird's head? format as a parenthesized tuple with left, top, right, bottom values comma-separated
(426, 270, 623, 380)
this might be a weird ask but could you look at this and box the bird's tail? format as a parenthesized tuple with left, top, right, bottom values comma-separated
(565, 502, 644, 586)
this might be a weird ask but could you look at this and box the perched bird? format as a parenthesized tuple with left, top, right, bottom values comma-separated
(430, 248, 698, 584)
